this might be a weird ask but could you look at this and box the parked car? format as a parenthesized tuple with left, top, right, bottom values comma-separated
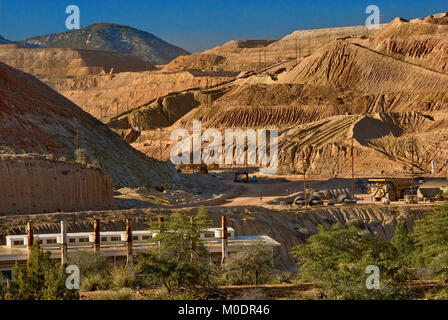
(294, 195, 323, 206)
(328, 194, 357, 205)
(210, 173, 223, 180)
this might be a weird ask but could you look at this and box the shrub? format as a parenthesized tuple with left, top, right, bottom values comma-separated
(104, 288, 136, 300)
(68, 251, 110, 277)
(291, 224, 414, 300)
(412, 204, 448, 281)
(81, 272, 109, 292)
(12, 242, 79, 300)
(75, 148, 87, 166)
(223, 241, 274, 285)
(109, 267, 139, 290)
(136, 208, 212, 296)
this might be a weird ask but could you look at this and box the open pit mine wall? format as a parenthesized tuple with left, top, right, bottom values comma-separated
(0, 156, 115, 215)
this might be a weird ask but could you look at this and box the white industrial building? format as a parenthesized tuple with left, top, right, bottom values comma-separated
(0, 227, 279, 279)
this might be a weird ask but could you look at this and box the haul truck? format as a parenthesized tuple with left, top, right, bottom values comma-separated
(368, 178, 415, 202)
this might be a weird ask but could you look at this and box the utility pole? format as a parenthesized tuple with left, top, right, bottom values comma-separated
(351, 138, 355, 199)
(264, 48, 267, 71)
(159, 128, 162, 160)
(308, 37, 311, 56)
(157, 216, 164, 248)
(295, 38, 298, 64)
(60, 220, 68, 267)
(27, 222, 33, 257)
(126, 219, 133, 268)
(208, 76, 211, 108)
(76, 130, 79, 151)
(221, 216, 228, 265)
(411, 139, 415, 197)
(302, 156, 308, 209)
(93, 219, 100, 253)
(139, 113, 142, 143)
(190, 216, 197, 265)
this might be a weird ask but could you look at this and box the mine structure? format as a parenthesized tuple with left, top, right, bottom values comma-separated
(0, 218, 279, 280)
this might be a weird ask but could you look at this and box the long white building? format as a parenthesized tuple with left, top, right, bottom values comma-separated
(0, 227, 280, 279)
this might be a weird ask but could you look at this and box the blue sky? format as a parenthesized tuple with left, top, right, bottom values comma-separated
(0, 0, 446, 52)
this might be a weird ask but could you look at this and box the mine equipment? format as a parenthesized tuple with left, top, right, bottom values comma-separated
(294, 194, 323, 206)
(368, 178, 415, 201)
(234, 171, 249, 183)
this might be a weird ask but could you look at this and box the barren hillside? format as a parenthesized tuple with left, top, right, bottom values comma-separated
(367, 14, 448, 74)
(279, 40, 448, 93)
(0, 35, 11, 44)
(122, 13, 448, 178)
(277, 112, 448, 176)
(169, 25, 378, 71)
(20, 23, 189, 65)
(0, 61, 175, 187)
(53, 70, 238, 120)
(0, 45, 155, 78)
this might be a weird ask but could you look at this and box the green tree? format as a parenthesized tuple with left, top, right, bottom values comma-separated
(412, 204, 448, 281)
(68, 251, 110, 277)
(391, 221, 415, 257)
(291, 224, 412, 300)
(0, 274, 8, 300)
(12, 242, 79, 300)
(389, 220, 415, 281)
(224, 241, 274, 285)
(135, 207, 212, 295)
(68, 250, 112, 291)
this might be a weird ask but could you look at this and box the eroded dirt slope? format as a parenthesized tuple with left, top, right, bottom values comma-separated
(0, 154, 115, 215)
(0, 61, 175, 187)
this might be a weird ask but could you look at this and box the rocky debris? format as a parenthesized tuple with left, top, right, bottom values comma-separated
(0, 61, 176, 188)
(373, 14, 448, 41)
(276, 111, 448, 176)
(0, 46, 155, 79)
(279, 40, 448, 93)
(164, 53, 226, 70)
(424, 12, 448, 25)
(176, 26, 377, 72)
(108, 85, 231, 130)
(49, 70, 236, 120)
(0, 154, 115, 215)
(19, 23, 189, 65)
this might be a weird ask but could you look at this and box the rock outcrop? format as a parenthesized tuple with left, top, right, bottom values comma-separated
(0, 154, 115, 215)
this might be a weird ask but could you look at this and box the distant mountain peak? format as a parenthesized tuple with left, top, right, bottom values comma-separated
(0, 35, 12, 44)
(19, 23, 189, 65)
